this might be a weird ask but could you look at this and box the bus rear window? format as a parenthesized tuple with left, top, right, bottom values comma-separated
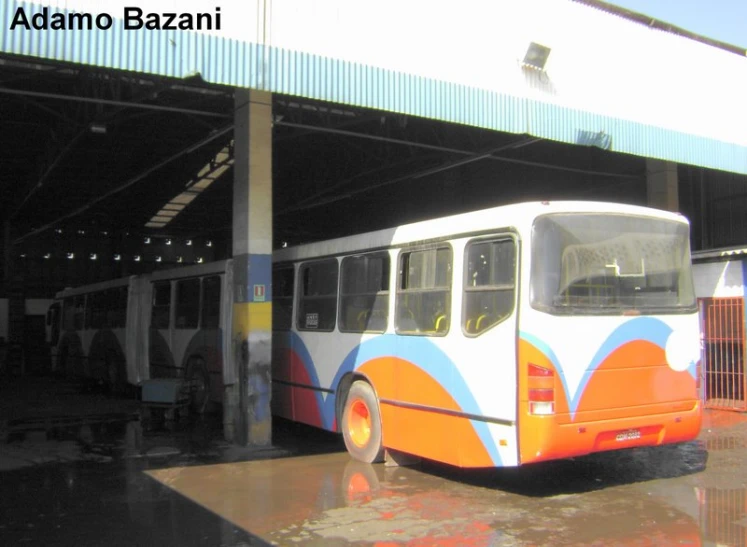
(531, 213, 696, 314)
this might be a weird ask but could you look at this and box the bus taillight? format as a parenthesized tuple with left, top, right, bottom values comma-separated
(528, 363, 555, 415)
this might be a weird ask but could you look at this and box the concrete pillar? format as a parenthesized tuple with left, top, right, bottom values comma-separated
(225, 89, 273, 446)
(646, 159, 679, 212)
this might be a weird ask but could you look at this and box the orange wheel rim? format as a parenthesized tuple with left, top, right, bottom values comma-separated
(348, 398, 372, 448)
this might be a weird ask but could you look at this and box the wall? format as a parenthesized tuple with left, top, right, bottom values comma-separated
(693, 260, 746, 298)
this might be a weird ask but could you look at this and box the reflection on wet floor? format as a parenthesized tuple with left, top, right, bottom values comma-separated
(146, 445, 726, 546)
(2, 381, 746, 547)
(697, 487, 747, 547)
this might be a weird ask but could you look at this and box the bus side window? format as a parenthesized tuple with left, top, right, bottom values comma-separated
(111, 287, 128, 328)
(175, 278, 200, 329)
(272, 266, 294, 331)
(396, 246, 452, 336)
(463, 238, 516, 335)
(63, 298, 75, 331)
(340, 253, 389, 333)
(297, 260, 338, 332)
(201, 276, 221, 329)
(73, 295, 86, 330)
(151, 282, 171, 329)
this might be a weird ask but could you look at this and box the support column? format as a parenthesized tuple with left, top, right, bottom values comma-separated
(646, 159, 679, 212)
(225, 89, 273, 446)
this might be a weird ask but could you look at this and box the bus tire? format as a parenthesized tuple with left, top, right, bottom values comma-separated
(342, 381, 384, 463)
(187, 358, 210, 415)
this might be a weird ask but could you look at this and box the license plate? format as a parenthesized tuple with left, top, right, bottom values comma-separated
(615, 429, 641, 442)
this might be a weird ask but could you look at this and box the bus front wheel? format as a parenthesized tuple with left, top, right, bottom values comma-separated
(342, 381, 384, 463)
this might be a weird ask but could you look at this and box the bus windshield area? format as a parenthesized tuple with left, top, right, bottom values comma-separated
(530, 213, 696, 314)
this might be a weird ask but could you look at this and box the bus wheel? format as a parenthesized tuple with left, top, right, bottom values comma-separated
(187, 358, 210, 415)
(342, 381, 384, 463)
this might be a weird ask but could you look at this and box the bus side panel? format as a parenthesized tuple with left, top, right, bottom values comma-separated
(87, 329, 126, 384)
(359, 357, 494, 467)
(271, 332, 293, 421)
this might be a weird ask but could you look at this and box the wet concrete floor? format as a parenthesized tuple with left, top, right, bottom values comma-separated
(1, 377, 746, 546)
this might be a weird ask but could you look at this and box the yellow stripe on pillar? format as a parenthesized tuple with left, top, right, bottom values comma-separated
(232, 301, 272, 334)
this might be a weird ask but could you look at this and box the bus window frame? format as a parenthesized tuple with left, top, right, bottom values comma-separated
(151, 281, 172, 330)
(272, 264, 295, 332)
(461, 234, 519, 337)
(338, 251, 390, 334)
(296, 258, 339, 333)
(175, 277, 201, 330)
(200, 275, 222, 329)
(395, 243, 453, 337)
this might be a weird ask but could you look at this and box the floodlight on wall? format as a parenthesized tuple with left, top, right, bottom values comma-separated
(523, 42, 551, 71)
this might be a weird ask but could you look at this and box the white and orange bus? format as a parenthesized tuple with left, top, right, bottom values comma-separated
(48, 201, 702, 467)
(271, 200, 702, 467)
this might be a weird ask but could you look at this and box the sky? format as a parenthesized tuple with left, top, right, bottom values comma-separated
(607, 0, 747, 49)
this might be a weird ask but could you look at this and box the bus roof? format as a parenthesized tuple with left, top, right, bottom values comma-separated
(273, 200, 688, 263)
(55, 275, 132, 299)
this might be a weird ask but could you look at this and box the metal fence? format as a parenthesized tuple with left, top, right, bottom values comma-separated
(699, 297, 747, 411)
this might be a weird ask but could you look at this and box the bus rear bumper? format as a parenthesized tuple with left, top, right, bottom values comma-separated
(519, 400, 702, 465)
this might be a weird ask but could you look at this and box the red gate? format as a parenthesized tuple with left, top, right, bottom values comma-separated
(699, 297, 747, 411)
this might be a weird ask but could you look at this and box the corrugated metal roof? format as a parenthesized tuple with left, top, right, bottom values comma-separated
(2, 0, 747, 175)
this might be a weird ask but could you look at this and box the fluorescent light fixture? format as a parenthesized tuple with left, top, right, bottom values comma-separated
(523, 42, 551, 70)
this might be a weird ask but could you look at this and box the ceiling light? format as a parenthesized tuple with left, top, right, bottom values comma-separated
(89, 123, 107, 134)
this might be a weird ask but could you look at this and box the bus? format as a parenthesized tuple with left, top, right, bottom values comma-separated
(47, 201, 702, 467)
(48, 260, 233, 412)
